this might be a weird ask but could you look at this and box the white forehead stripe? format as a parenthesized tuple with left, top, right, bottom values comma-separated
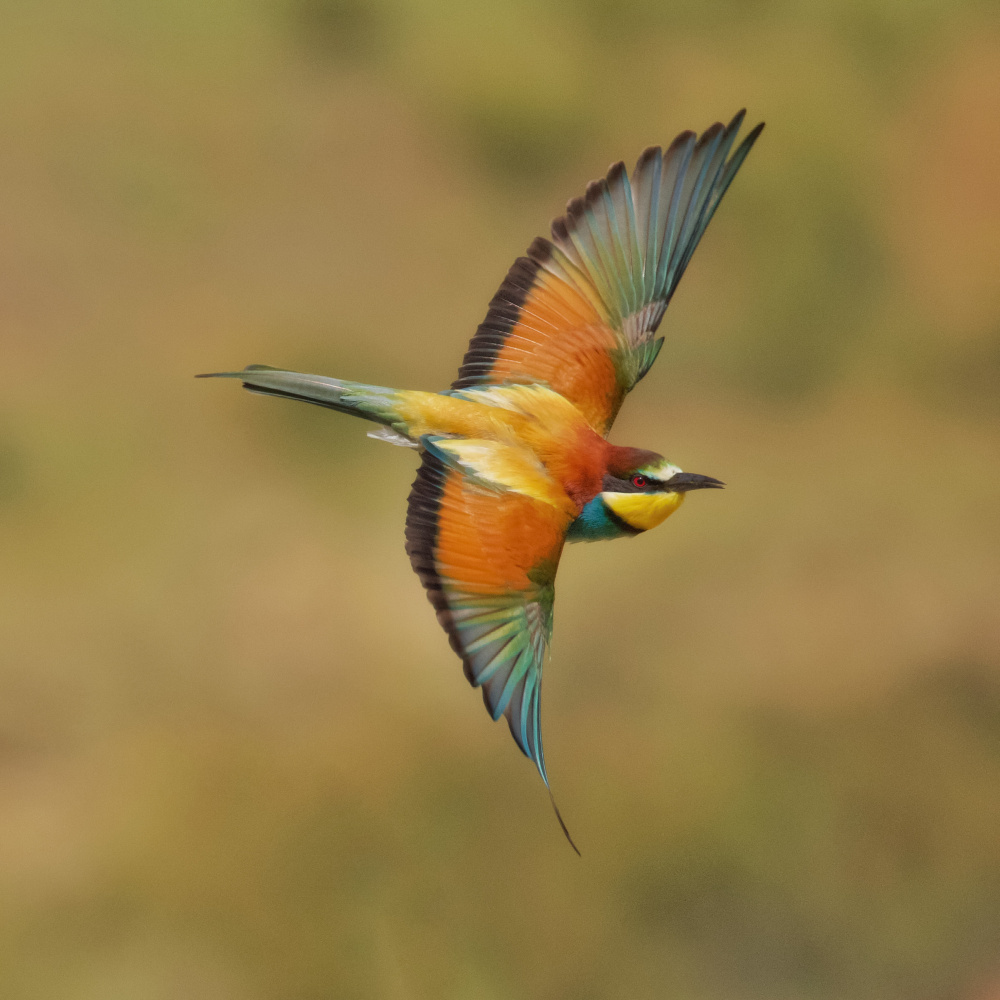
(640, 461, 682, 481)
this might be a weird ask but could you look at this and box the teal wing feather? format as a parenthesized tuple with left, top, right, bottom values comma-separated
(404, 443, 567, 786)
(453, 110, 763, 433)
(446, 593, 551, 776)
(405, 447, 580, 849)
(550, 109, 763, 383)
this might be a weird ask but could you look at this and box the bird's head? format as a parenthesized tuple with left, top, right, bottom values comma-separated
(601, 447, 724, 533)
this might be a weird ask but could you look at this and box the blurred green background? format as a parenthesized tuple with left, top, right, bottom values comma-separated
(2, 0, 1000, 997)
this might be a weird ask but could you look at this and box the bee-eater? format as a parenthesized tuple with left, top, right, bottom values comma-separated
(201, 110, 763, 851)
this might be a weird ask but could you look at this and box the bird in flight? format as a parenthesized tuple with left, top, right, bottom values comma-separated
(201, 110, 763, 852)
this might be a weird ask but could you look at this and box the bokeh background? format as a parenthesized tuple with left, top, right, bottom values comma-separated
(3, 0, 1000, 997)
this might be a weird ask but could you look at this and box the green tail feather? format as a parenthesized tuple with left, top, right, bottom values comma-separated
(197, 365, 404, 428)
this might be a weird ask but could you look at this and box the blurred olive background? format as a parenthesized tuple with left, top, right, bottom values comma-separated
(2, 0, 1000, 997)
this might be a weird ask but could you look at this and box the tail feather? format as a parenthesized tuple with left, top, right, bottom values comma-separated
(197, 365, 403, 427)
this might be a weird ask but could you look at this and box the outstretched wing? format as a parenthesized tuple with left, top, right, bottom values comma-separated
(453, 110, 763, 435)
(404, 438, 575, 787)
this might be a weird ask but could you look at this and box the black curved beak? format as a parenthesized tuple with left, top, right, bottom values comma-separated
(664, 472, 725, 493)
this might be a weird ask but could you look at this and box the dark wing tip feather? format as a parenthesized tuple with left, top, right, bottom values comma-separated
(565, 195, 586, 220)
(584, 179, 605, 205)
(636, 145, 662, 171)
(495, 257, 541, 297)
(527, 236, 554, 263)
(695, 121, 725, 151)
(404, 453, 448, 610)
(666, 129, 697, 155)
(550, 216, 570, 242)
(452, 251, 545, 389)
(727, 107, 748, 131)
(745, 120, 766, 144)
(405, 458, 481, 675)
(606, 160, 627, 185)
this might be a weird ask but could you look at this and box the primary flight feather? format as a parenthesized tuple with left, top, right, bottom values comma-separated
(201, 110, 763, 851)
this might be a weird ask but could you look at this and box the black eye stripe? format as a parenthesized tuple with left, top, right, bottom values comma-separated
(601, 473, 662, 493)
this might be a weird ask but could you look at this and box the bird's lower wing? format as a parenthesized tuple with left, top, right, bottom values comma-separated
(452, 110, 763, 435)
(405, 438, 574, 786)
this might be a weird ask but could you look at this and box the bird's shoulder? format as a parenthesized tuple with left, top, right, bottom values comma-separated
(422, 434, 574, 516)
(449, 383, 608, 508)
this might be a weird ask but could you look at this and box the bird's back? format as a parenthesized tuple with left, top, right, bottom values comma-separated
(394, 383, 608, 510)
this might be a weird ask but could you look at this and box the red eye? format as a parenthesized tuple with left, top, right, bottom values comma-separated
(631, 474, 647, 488)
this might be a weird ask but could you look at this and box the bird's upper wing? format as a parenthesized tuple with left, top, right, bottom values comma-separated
(452, 110, 763, 436)
(405, 435, 576, 788)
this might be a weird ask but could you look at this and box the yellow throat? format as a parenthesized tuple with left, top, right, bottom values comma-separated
(603, 490, 686, 531)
